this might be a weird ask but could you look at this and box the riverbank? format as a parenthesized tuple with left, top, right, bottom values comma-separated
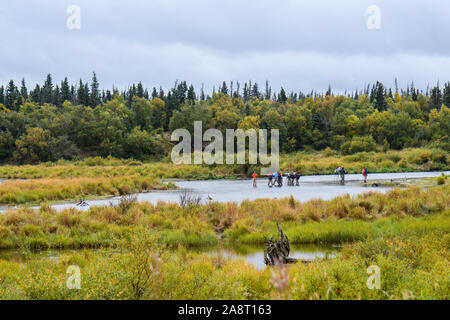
(0, 227, 448, 299)
(0, 148, 447, 205)
(0, 184, 448, 250)
(0, 184, 448, 300)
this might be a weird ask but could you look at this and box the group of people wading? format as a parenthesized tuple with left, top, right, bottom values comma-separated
(251, 171, 301, 188)
(252, 167, 369, 187)
(334, 166, 369, 184)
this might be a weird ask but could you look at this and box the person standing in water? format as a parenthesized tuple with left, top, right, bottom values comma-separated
(294, 172, 300, 186)
(252, 171, 258, 188)
(335, 166, 346, 184)
(267, 174, 273, 187)
(362, 168, 368, 183)
(277, 171, 283, 187)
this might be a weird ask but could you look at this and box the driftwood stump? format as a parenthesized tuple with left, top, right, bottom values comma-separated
(264, 223, 298, 265)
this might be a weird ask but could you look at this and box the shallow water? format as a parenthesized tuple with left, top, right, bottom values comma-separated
(0, 244, 340, 271)
(43, 171, 448, 211)
(210, 244, 340, 270)
(1, 171, 448, 212)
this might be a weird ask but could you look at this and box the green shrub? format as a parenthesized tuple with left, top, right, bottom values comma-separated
(20, 225, 45, 237)
(341, 136, 377, 155)
(24, 237, 49, 250)
(0, 226, 12, 239)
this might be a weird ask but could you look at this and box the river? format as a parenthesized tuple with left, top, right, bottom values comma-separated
(1, 171, 448, 212)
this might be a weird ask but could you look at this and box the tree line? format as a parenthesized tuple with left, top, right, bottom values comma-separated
(0, 73, 449, 163)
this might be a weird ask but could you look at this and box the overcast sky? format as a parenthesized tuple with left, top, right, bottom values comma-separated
(1, 0, 450, 93)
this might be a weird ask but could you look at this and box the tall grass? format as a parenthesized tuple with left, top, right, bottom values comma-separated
(0, 185, 448, 250)
(0, 176, 169, 204)
(0, 232, 447, 300)
(0, 147, 446, 205)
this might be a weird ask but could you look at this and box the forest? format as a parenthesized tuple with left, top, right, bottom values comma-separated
(0, 73, 449, 163)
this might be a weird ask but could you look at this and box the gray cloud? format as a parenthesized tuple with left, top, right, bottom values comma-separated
(1, 0, 450, 93)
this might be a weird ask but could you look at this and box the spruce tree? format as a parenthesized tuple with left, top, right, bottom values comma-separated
(265, 80, 271, 100)
(220, 81, 228, 95)
(5, 80, 18, 110)
(53, 85, 62, 108)
(151, 87, 158, 100)
(430, 84, 442, 109)
(106, 90, 112, 101)
(20, 78, 28, 101)
(251, 82, 260, 99)
(77, 79, 85, 105)
(136, 82, 144, 98)
(0, 86, 4, 105)
(243, 83, 249, 102)
(278, 87, 287, 103)
(31, 84, 41, 104)
(91, 72, 100, 106)
(442, 82, 450, 107)
(372, 81, 387, 111)
(200, 85, 205, 101)
(187, 85, 196, 104)
(42, 73, 54, 104)
(61, 77, 71, 103)
(411, 82, 418, 101)
(245, 103, 251, 116)
(83, 82, 90, 106)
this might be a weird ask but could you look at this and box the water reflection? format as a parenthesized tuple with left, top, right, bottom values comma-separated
(0, 243, 340, 271)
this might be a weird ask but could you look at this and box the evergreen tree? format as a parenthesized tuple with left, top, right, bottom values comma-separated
(187, 85, 196, 104)
(0, 86, 4, 105)
(235, 81, 241, 98)
(372, 81, 387, 111)
(411, 82, 418, 101)
(61, 77, 71, 103)
(264, 80, 271, 100)
(278, 87, 287, 103)
(200, 85, 205, 101)
(20, 78, 28, 101)
(220, 81, 228, 95)
(106, 90, 112, 101)
(243, 83, 249, 102)
(91, 72, 100, 106)
(443, 82, 450, 108)
(251, 82, 260, 99)
(42, 73, 54, 104)
(70, 85, 76, 104)
(430, 84, 442, 109)
(53, 85, 62, 108)
(136, 81, 144, 98)
(5, 80, 18, 110)
(151, 87, 158, 100)
(83, 82, 90, 106)
(245, 103, 251, 116)
(31, 84, 41, 104)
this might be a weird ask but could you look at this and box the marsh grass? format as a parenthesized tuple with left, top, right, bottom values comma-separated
(0, 185, 448, 250)
(0, 232, 447, 300)
(0, 176, 169, 205)
(0, 148, 446, 205)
